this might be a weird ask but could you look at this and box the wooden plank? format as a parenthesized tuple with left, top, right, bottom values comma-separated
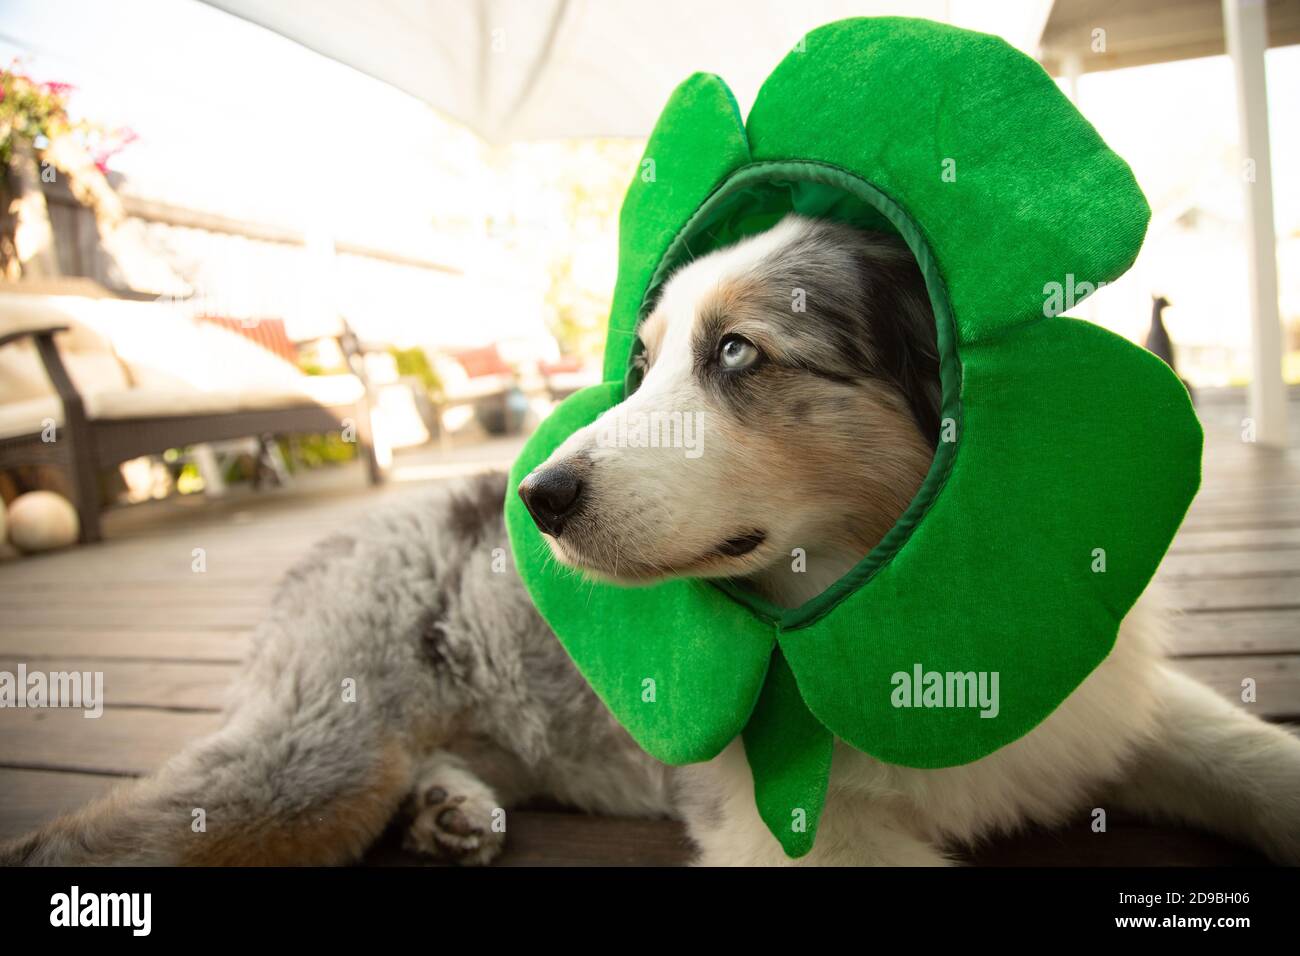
(1194, 462, 1300, 482)
(1179, 515, 1300, 533)
(0, 659, 237, 711)
(0, 605, 264, 630)
(1198, 464, 1298, 480)
(0, 567, 291, 591)
(1158, 548, 1300, 579)
(0, 504, 389, 589)
(0, 561, 284, 583)
(0, 629, 251, 663)
(0, 768, 122, 843)
(0, 707, 222, 776)
(1170, 525, 1300, 553)
(1191, 482, 1300, 503)
(0, 546, 302, 579)
(1200, 444, 1299, 459)
(1169, 609, 1300, 656)
(1162, 576, 1300, 612)
(1187, 496, 1300, 519)
(1186, 497, 1300, 516)
(1171, 655, 1300, 720)
(0, 585, 277, 609)
(963, 818, 1267, 867)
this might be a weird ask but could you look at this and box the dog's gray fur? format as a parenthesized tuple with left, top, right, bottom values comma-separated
(3, 474, 671, 865)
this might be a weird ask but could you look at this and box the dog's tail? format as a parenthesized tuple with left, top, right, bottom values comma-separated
(0, 705, 413, 866)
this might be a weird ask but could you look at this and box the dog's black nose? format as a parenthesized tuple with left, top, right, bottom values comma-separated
(518, 464, 584, 537)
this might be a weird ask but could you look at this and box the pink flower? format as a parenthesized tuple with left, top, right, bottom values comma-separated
(92, 128, 139, 174)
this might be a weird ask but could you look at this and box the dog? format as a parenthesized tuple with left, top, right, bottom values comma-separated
(5, 215, 1299, 866)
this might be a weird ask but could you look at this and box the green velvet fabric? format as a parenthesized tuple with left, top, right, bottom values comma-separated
(505, 17, 1203, 858)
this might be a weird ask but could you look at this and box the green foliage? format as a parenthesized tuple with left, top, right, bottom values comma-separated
(176, 461, 203, 495)
(0, 63, 73, 165)
(389, 346, 443, 400)
(518, 139, 643, 360)
(546, 255, 614, 362)
(280, 433, 358, 471)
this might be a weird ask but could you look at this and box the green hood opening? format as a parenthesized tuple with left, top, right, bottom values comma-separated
(631, 161, 963, 630)
(505, 17, 1203, 858)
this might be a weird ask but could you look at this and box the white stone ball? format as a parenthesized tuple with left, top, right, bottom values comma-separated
(7, 491, 80, 553)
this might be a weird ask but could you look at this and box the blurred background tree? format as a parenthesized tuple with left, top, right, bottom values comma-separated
(497, 138, 641, 361)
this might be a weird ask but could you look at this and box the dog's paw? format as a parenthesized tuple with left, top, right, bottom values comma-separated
(403, 764, 505, 866)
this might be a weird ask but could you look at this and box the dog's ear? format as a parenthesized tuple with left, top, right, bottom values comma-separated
(854, 235, 942, 445)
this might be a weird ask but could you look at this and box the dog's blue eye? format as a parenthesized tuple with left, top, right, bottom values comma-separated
(719, 335, 760, 370)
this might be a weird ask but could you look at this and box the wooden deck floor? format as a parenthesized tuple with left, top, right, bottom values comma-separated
(1, 389, 1296, 866)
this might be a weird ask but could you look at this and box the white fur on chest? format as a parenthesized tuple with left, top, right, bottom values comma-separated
(678, 593, 1169, 865)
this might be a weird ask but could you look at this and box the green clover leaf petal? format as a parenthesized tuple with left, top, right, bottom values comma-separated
(506, 384, 776, 765)
(743, 648, 833, 858)
(778, 318, 1202, 766)
(746, 17, 1150, 345)
(601, 72, 752, 382)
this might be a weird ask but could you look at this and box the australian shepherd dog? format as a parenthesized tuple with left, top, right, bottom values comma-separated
(6, 216, 1299, 866)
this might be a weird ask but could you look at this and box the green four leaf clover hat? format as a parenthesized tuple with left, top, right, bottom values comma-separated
(505, 17, 1203, 857)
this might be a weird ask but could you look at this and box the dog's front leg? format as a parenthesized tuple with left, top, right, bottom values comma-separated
(674, 742, 951, 866)
(1109, 664, 1300, 863)
(403, 729, 665, 864)
(402, 748, 533, 866)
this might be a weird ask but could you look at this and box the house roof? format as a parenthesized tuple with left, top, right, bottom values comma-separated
(1038, 0, 1300, 75)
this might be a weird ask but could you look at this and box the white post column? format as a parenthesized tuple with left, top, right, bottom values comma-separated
(1223, 0, 1287, 447)
(1060, 52, 1083, 105)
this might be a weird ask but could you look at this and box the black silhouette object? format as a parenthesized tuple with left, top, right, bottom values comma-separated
(1145, 295, 1195, 404)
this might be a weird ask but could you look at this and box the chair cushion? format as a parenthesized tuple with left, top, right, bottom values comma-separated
(0, 397, 62, 441)
(0, 293, 366, 443)
(88, 377, 364, 420)
(295, 374, 366, 408)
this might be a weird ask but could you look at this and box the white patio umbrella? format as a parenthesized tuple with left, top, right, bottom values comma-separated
(201, 0, 1052, 143)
